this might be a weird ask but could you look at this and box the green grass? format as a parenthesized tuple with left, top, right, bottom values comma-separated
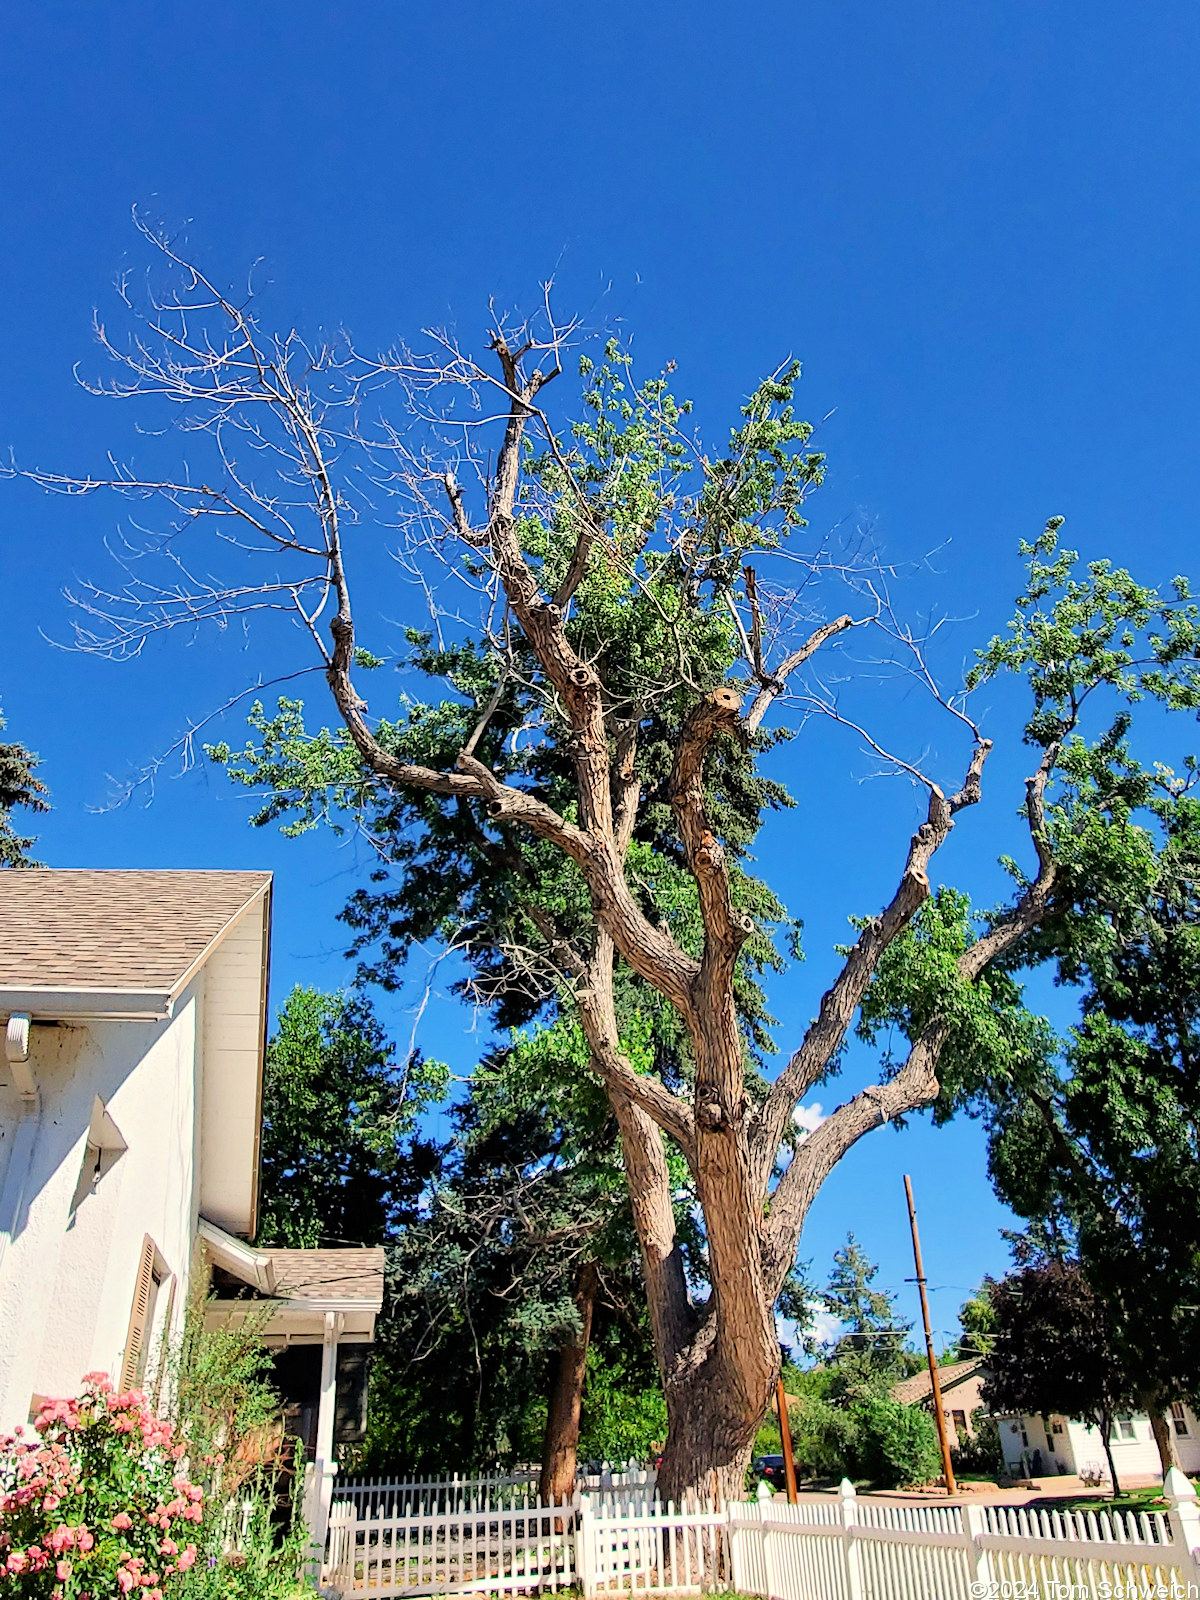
(1049, 1485, 1176, 1516)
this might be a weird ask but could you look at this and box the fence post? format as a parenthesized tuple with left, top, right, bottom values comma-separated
(1165, 1467, 1200, 1588)
(840, 1478, 864, 1600)
(963, 1502, 993, 1594)
(576, 1494, 595, 1599)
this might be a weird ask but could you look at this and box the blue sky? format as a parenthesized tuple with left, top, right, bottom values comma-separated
(2, 0, 1199, 1344)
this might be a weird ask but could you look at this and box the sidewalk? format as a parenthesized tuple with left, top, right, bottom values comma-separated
(864, 1472, 1166, 1507)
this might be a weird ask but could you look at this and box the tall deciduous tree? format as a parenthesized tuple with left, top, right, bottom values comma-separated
(0, 705, 49, 867)
(24, 228, 1200, 1496)
(864, 748, 1200, 1476)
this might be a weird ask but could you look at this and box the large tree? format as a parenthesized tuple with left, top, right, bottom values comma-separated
(864, 750, 1200, 1475)
(24, 229, 1200, 1498)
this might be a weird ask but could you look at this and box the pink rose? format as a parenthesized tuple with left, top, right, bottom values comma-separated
(176, 1545, 197, 1571)
(57, 1559, 72, 1579)
(111, 1512, 133, 1531)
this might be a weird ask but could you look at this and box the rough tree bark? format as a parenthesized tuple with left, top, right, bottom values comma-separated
(539, 1260, 600, 1502)
(1147, 1403, 1182, 1478)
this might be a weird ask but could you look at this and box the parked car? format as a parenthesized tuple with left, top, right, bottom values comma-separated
(753, 1454, 788, 1489)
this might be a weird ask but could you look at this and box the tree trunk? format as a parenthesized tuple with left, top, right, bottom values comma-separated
(1098, 1411, 1123, 1497)
(1148, 1403, 1182, 1478)
(539, 1260, 599, 1503)
(656, 1352, 775, 1506)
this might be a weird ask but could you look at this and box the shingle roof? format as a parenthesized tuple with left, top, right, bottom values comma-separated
(263, 1248, 386, 1307)
(892, 1358, 986, 1405)
(0, 869, 271, 994)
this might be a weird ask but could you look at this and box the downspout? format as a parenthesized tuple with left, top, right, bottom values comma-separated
(0, 1015, 43, 1279)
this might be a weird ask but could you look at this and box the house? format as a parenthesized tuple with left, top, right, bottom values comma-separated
(994, 1404, 1200, 1481)
(891, 1357, 1200, 1482)
(892, 1359, 989, 1446)
(0, 869, 383, 1543)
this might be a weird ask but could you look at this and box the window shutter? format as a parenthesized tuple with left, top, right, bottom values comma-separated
(120, 1235, 157, 1391)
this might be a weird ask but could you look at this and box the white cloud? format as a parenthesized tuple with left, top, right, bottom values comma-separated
(792, 1102, 827, 1139)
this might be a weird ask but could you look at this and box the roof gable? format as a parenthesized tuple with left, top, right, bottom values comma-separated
(0, 869, 271, 1017)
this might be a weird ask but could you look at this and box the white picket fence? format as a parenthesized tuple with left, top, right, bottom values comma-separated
(332, 1471, 539, 1519)
(332, 1464, 653, 1521)
(321, 1468, 1200, 1600)
(325, 1492, 576, 1597)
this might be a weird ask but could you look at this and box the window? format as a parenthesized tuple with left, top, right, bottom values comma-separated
(1114, 1414, 1136, 1440)
(1173, 1404, 1190, 1438)
(1052, 1420, 1064, 1435)
(951, 1409, 968, 1443)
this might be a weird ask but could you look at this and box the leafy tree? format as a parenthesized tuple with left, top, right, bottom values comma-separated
(862, 743, 1200, 1474)
(29, 228, 1200, 1497)
(0, 705, 49, 867)
(256, 986, 445, 1249)
(361, 1026, 655, 1477)
(981, 1260, 1131, 1492)
(955, 1281, 999, 1360)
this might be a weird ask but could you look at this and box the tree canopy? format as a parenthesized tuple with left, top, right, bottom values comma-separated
(24, 227, 1200, 1496)
(256, 986, 445, 1249)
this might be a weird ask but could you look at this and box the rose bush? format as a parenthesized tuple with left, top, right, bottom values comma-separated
(0, 1375, 202, 1599)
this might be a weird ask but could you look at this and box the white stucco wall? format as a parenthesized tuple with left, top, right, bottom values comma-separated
(0, 982, 204, 1431)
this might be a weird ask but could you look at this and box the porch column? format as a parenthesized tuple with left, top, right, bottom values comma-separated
(310, 1311, 342, 1554)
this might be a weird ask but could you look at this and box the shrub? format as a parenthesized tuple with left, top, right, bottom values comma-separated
(0, 1374, 203, 1597)
(849, 1396, 942, 1489)
(951, 1409, 1006, 1479)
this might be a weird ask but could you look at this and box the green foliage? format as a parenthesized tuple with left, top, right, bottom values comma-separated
(847, 1395, 942, 1490)
(969, 519, 1200, 742)
(257, 987, 446, 1249)
(951, 1410, 1006, 1479)
(576, 1345, 668, 1464)
(955, 1283, 999, 1361)
(360, 1023, 662, 1474)
(170, 1292, 316, 1598)
(0, 705, 49, 868)
(763, 1370, 861, 1484)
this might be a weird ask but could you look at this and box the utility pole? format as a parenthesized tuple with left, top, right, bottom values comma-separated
(776, 1376, 798, 1502)
(904, 1174, 958, 1497)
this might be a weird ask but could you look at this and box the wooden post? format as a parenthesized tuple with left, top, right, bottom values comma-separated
(776, 1376, 798, 1502)
(903, 1174, 958, 1496)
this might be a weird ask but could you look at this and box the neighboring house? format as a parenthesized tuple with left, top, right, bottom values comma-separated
(892, 1359, 989, 1446)
(891, 1358, 1200, 1482)
(994, 1404, 1200, 1481)
(0, 870, 383, 1543)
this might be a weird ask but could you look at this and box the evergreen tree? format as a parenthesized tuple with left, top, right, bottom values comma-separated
(818, 1234, 916, 1396)
(0, 705, 49, 867)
